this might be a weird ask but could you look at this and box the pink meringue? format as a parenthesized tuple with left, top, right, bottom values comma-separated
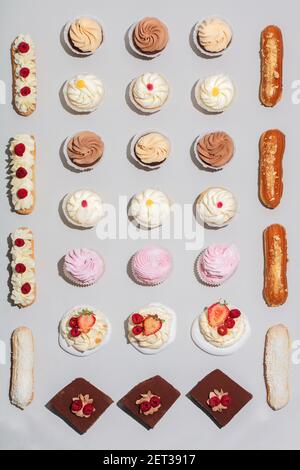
(63, 248, 105, 286)
(131, 246, 173, 286)
(197, 244, 240, 286)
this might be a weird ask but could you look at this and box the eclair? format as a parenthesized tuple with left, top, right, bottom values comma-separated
(259, 129, 285, 209)
(260, 25, 283, 107)
(10, 227, 36, 308)
(264, 324, 290, 411)
(10, 327, 35, 410)
(9, 134, 36, 215)
(11, 35, 37, 116)
(263, 224, 288, 307)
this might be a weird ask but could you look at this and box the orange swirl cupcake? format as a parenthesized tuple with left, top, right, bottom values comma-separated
(65, 131, 104, 171)
(130, 17, 169, 57)
(195, 132, 234, 170)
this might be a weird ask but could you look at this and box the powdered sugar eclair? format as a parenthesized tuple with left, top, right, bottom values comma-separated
(10, 227, 36, 308)
(11, 35, 37, 116)
(264, 324, 290, 410)
(9, 134, 36, 215)
(10, 327, 34, 409)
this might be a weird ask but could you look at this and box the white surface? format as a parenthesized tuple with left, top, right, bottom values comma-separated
(1, 0, 300, 451)
(191, 315, 251, 356)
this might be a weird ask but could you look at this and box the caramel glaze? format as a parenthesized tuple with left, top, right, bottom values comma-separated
(259, 129, 285, 209)
(260, 25, 283, 107)
(263, 224, 288, 307)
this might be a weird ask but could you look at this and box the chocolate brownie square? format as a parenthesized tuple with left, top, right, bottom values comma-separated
(118, 375, 180, 429)
(47, 378, 113, 434)
(188, 369, 253, 428)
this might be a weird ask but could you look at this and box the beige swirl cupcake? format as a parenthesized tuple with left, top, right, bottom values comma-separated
(128, 17, 169, 58)
(64, 16, 103, 55)
(131, 131, 171, 169)
(64, 131, 104, 171)
(193, 17, 233, 57)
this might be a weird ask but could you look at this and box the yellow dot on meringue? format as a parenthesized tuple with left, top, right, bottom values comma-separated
(212, 87, 220, 97)
(146, 199, 154, 207)
(76, 79, 86, 89)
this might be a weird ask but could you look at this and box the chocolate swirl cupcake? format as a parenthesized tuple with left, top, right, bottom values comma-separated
(196, 132, 234, 169)
(67, 131, 104, 169)
(133, 17, 169, 55)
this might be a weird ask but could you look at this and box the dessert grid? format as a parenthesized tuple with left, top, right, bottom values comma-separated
(1, 0, 300, 450)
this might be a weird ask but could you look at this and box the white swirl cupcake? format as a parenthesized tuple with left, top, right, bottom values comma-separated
(195, 74, 235, 113)
(129, 73, 169, 113)
(62, 189, 104, 228)
(127, 303, 176, 355)
(59, 305, 111, 357)
(63, 74, 104, 113)
(196, 187, 237, 228)
(64, 16, 103, 56)
(131, 131, 171, 169)
(193, 18, 233, 57)
(129, 188, 171, 229)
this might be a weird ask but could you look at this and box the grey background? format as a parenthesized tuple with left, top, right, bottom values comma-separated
(0, 0, 299, 451)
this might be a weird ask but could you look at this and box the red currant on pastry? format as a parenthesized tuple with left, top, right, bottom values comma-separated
(15, 263, 26, 274)
(18, 42, 30, 53)
(132, 326, 144, 336)
(19, 67, 30, 78)
(217, 325, 228, 336)
(230, 309, 241, 319)
(20, 86, 31, 97)
(16, 167, 28, 179)
(17, 188, 28, 199)
(131, 313, 144, 324)
(14, 143, 25, 156)
(150, 396, 161, 408)
(208, 396, 221, 408)
(224, 318, 236, 329)
(83, 404, 95, 416)
(21, 283, 31, 295)
(15, 238, 25, 247)
(140, 401, 151, 413)
(221, 394, 232, 407)
(70, 327, 81, 338)
(71, 400, 82, 413)
(69, 317, 79, 328)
